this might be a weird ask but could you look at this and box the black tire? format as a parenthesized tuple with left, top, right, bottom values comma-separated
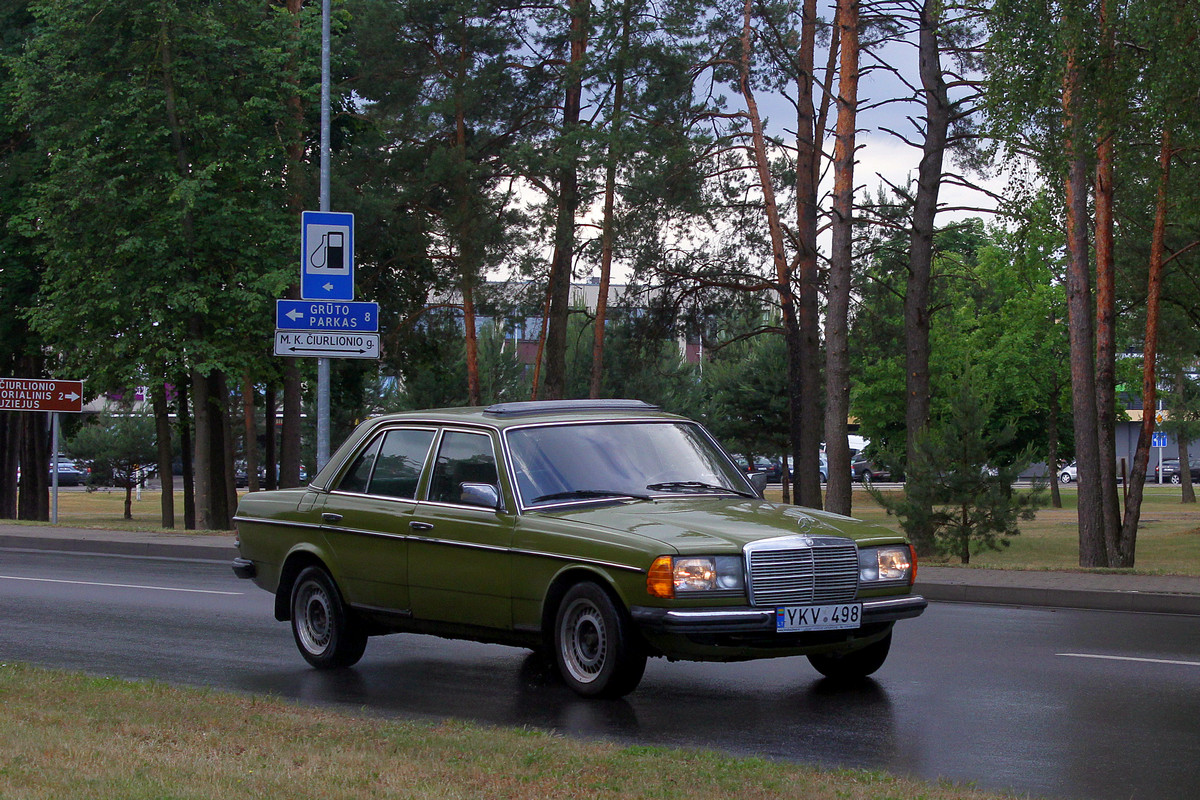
(807, 631, 892, 682)
(290, 566, 367, 669)
(553, 582, 646, 698)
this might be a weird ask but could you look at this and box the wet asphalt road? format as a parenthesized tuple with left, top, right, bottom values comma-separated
(2, 548, 1199, 800)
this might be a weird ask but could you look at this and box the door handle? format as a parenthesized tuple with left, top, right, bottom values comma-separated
(409, 521, 434, 532)
(322, 512, 343, 524)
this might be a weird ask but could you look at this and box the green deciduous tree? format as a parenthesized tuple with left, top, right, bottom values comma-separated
(69, 413, 159, 520)
(14, 0, 302, 529)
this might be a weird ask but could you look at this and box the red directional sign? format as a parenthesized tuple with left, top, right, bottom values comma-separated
(0, 378, 85, 413)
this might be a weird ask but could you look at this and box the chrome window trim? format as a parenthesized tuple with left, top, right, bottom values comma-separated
(326, 424, 440, 500)
(233, 515, 324, 532)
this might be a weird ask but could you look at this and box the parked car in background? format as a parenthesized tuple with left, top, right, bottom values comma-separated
(233, 400, 926, 698)
(1155, 458, 1200, 484)
(851, 454, 891, 483)
(50, 458, 86, 487)
(733, 455, 782, 482)
(1059, 463, 1078, 484)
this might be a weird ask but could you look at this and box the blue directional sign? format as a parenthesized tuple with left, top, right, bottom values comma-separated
(1152, 431, 1168, 448)
(301, 211, 354, 300)
(276, 300, 379, 332)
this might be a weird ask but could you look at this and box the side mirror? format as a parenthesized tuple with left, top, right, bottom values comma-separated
(460, 482, 502, 510)
(748, 472, 768, 498)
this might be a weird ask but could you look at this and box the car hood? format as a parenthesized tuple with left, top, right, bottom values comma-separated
(540, 496, 901, 552)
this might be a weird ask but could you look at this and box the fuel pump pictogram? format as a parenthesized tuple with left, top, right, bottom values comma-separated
(308, 230, 345, 272)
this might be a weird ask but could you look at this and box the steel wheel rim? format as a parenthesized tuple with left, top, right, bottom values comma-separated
(560, 598, 607, 684)
(296, 581, 333, 655)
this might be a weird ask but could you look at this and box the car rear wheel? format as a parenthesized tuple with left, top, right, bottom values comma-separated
(554, 582, 646, 698)
(290, 566, 367, 669)
(807, 631, 892, 682)
(1059, 472, 1073, 484)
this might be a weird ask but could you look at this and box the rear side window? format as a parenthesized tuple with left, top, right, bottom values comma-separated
(370, 429, 436, 499)
(338, 437, 382, 494)
(335, 428, 434, 499)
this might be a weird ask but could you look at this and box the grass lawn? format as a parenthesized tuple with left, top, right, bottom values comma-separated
(0, 663, 1027, 800)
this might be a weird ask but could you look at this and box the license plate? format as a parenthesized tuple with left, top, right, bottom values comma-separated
(776, 603, 862, 632)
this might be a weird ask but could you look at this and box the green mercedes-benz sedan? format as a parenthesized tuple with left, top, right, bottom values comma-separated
(232, 399, 925, 698)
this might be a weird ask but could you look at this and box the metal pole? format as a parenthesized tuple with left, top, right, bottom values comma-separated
(50, 412, 59, 524)
(316, 0, 332, 471)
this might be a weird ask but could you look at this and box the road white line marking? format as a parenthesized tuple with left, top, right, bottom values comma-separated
(0, 575, 242, 596)
(1057, 653, 1200, 668)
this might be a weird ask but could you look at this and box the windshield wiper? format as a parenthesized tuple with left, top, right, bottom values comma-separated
(532, 489, 654, 504)
(646, 481, 756, 499)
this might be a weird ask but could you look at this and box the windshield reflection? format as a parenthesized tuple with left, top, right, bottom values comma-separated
(506, 421, 747, 509)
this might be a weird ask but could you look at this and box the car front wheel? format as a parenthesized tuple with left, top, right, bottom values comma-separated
(807, 631, 892, 682)
(290, 565, 367, 669)
(554, 582, 646, 698)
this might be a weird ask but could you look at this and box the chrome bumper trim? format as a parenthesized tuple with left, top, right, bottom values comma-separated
(630, 595, 926, 634)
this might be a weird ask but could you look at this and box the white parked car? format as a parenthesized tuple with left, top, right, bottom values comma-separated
(1059, 463, 1078, 484)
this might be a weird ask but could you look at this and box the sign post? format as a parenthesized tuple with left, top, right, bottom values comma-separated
(1, 377, 85, 523)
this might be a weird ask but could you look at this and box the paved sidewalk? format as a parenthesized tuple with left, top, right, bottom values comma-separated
(3, 522, 1200, 616)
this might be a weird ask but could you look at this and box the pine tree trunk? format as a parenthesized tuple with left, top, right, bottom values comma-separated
(1178, 367, 1196, 504)
(543, 0, 589, 401)
(738, 0, 805, 511)
(1093, 0, 1121, 562)
(590, 5, 629, 400)
(793, 0, 823, 510)
(1047, 372, 1063, 509)
(1117, 128, 1172, 567)
(823, 0, 858, 516)
(280, 0, 308, 488)
(463, 280, 482, 405)
(903, 0, 949, 552)
(1062, 48, 1106, 568)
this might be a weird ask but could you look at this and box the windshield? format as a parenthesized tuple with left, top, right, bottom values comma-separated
(506, 421, 751, 508)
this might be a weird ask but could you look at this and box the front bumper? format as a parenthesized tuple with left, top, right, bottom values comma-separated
(630, 594, 927, 635)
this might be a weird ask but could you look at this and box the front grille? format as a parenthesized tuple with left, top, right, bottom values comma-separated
(746, 537, 859, 606)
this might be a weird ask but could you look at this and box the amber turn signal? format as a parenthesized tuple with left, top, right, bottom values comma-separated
(647, 555, 675, 599)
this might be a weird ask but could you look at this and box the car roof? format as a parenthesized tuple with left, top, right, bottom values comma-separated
(311, 400, 693, 489)
(364, 399, 685, 431)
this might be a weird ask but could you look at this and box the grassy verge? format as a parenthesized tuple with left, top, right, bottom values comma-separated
(0, 663, 1023, 800)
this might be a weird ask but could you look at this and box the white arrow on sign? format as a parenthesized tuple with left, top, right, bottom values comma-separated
(64, 392, 80, 402)
(323, 282, 334, 292)
(285, 309, 304, 322)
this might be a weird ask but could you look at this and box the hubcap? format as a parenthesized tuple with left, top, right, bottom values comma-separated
(296, 581, 333, 655)
(560, 598, 607, 684)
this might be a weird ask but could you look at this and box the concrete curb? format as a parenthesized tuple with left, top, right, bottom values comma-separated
(0, 533, 236, 562)
(916, 581, 1200, 617)
(4, 526, 1200, 616)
